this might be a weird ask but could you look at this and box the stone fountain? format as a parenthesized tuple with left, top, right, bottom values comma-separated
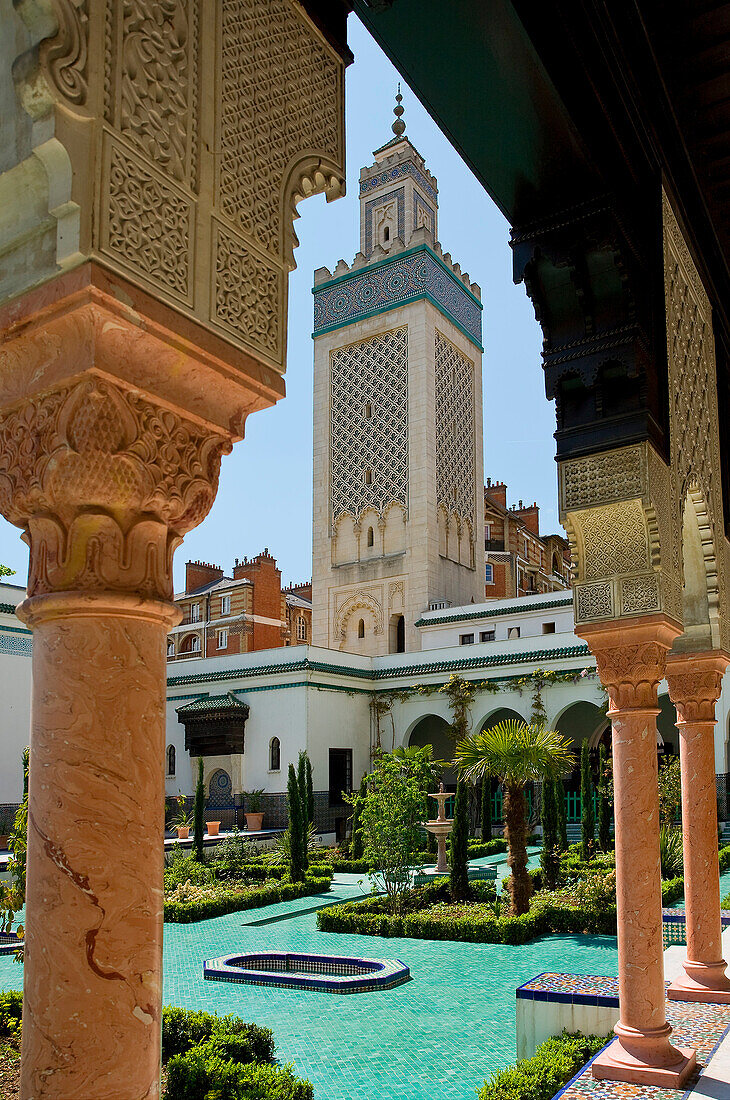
(422, 782, 454, 873)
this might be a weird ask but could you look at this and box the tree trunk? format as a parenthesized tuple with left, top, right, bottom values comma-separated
(504, 783, 532, 915)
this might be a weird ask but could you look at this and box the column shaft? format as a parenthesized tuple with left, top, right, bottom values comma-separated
(576, 616, 696, 1089)
(666, 652, 730, 1003)
(19, 597, 176, 1098)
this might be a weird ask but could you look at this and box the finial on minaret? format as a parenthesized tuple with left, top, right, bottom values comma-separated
(392, 84, 405, 138)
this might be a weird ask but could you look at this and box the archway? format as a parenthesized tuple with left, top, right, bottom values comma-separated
(408, 714, 456, 784)
(207, 768, 234, 811)
(479, 706, 527, 732)
(553, 701, 608, 757)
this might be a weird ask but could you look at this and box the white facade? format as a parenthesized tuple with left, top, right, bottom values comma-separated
(0, 583, 32, 809)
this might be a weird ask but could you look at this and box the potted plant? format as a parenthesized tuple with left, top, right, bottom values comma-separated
(243, 789, 265, 833)
(205, 819, 221, 837)
(172, 795, 192, 840)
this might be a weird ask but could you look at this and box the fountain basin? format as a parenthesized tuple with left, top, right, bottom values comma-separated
(203, 951, 410, 993)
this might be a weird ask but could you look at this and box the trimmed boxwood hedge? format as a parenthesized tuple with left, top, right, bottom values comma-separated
(165, 875, 332, 923)
(477, 1031, 608, 1100)
(465, 839, 508, 859)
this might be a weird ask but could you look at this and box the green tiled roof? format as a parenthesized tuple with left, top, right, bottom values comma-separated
(0, 603, 18, 615)
(167, 644, 592, 690)
(415, 596, 573, 627)
(175, 691, 249, 715)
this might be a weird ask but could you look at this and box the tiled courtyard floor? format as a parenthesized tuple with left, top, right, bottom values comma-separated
(0, 854, 725, 1099)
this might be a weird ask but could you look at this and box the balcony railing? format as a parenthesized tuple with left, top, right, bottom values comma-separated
(167, 649, 203, 661)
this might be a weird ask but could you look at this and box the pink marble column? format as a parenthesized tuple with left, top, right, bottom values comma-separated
(666, 652, 730, 1003)
(576, 616, 696, 1089)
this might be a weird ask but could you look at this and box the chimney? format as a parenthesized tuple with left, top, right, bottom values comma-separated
(185, 560, 224, 595)
(484, 479, 507, 509)
(233, 550, 283, 650)
(515, 500, 540, 536)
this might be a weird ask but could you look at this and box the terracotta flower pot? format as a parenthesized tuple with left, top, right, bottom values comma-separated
(206, 821, 221, 837)
(176, 826, 190, 839)
(245, 812, 264, 833)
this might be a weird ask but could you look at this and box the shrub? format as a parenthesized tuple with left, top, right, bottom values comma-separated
(719, 844, 730, 873)
(580, 741, 595, 862)
(161, 1006, 275, 1063)
(659, 825, 683, 879)
(164, 875, 331, 923)
(477, 1031, 608, 1100)
(193, 755, 205, 862)
(165, 1047, 313, 1100)
(164, 853, 215, 891)
(450, 778, 469, 901)
(466, 839, 507, 858)
(0, 990, 22, 1036)
(540, 777, 560, 891)
(597, 745, 612, 853)
(480, 777, 492, 840)
(662, 876, 685, 906)
(287, 764, 306, 883)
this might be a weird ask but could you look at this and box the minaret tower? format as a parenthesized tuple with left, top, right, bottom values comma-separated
(312, 93, 484, 655)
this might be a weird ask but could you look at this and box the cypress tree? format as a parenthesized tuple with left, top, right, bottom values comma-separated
(297, 751, 309, 871)
(480, 777, 492, 841)
(450, 779, 469, 901)
(556, 776, 568, 851)
(351, 776, 367, 860)
(287, 763, 305, 882)
(540, 777, 560, 890)
(305, 755, 314, 827)
(580, 740, 595, 861)
(598, 744, 612, 853)
(193, 755, 205, 862)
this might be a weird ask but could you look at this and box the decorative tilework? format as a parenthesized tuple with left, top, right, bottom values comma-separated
(363, 187, 405, 255)
(204, 950, 410, 993)
(414, 192, 435, 235)
(435, 330, 476, 527)
(661, 908, 730, 949)
(0, 628, 31, 657)
(360, 159, 438, 202)
(313, 245, 482, 347)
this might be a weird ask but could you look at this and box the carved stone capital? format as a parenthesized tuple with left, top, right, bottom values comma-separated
(0, 377, 228, 602)
(665, 652, 729, 725)
(576, 615, 682, 712)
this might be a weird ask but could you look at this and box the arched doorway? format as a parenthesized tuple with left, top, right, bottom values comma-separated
(207, 768, 234, 820)
(408, 714, 456, 784)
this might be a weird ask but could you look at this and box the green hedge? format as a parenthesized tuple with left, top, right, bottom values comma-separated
(162, 1006, 274, 1063)
(662, 877, 684, 906)
(477, 1031, 608, 1100)
(165, 875, 331, 923)
(466, 839, 508, 859)
(719, 844, 730, 873)
(0, 990, 22, 1037)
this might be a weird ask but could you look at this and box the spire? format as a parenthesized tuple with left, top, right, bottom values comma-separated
(392, 84, 405, 139)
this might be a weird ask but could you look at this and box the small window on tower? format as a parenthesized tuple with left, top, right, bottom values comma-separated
(364, 403, 372, 420)
(367, 527, 374, 547)
(364, 469, 372, 486)
(383, 226, 390, 242)
(358, 618, 365, 639)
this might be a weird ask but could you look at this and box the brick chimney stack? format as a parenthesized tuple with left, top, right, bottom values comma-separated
(185, 560, 224, 594)
(484, 479, 507, 510)
(233, 550, 282, 650)
(514, 500, 540, 536)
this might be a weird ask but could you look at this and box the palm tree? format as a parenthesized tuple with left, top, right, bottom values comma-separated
(454, 720, 574, 915)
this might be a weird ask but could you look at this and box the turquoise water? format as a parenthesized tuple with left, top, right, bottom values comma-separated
(0, 860, 619, 1100)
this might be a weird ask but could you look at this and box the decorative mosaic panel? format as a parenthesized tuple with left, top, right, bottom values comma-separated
(314, 247, 482, 347)
(414, 192, 435, 234)
(0, 629, 32, 657)
(360, 158, 438, 202)
(363, 188, 405, 255)
(330, 327, 408, 524)
(435, 331, 475, 526)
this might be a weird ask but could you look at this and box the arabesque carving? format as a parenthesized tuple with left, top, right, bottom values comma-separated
(44, 0, 89, 107)
(335, 592, 384, 639)
(0, 379, 229, 601)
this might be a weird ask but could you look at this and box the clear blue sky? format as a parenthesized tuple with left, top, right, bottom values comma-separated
(0, 17, 559, 592)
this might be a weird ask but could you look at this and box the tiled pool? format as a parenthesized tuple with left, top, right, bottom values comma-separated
(0, 874, 619, 1100)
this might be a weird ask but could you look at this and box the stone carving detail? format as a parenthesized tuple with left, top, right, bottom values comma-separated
(560, 445, 644, 513)
(111, 0, 198, 185)
(218, 0, 343, 261)
(621, 574, 660, 615)
(575, 583, 613, 623)
(435, 330, 475, 528)
(213, 223, 282, 358)
(666, 657, 727, 724)
(591, 640, 670, 711)
(104, 140, 192, 300)
(0, 379, 229, 600)
(45, 0, 89, 106)
(330, 327, 408, 524)
(335, 592, 384, 639)
(581, 501, 649, 582)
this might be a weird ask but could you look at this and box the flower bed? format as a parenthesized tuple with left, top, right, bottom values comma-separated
(477, 1031, 608, 1100)
(165, 875, 332, 924)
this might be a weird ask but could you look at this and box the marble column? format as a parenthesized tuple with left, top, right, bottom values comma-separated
(576, 616, 696, 1089)
(0, 282, 238, 1099)
(666, 652, 730, 1003)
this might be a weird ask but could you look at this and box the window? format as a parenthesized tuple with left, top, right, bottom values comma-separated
(190, 603, 200, 622)
(480, 629, 495, 642)
(329, 748, 353, 806)
(364, 402, 372, 419)
(507, 626, 520, 640)
(523, 539, 529, 560)
(484, 523, 491, 544)
(167, 640, 175, 657)
(221, 594, 231, 615)
(542, 622, 556, 634)
(296, 616, 307, 641)
(383, 225, 390, 242)
(485, 563, 494, 584)
(459, 633, 475, 645)
(367, 526, 374, 547)
(269, 737, 281, 771)
(217, 629, 228, 649)
(190, 635, 201, 652)
(166, 745, 176, 776)
(396, 615, 405, 653)
(358, 618, 365, 639)
(364, 468, 372, 486)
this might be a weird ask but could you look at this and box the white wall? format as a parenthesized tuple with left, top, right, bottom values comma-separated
(419, 591, 575, 650)
(0, 584, 32, 806)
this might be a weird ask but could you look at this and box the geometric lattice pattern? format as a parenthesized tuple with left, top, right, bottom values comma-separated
(435, 330, 475, 525)
(330, 328, 409, 523)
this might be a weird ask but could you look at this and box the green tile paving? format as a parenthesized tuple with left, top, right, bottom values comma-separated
(0, 866, 619, 1100)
